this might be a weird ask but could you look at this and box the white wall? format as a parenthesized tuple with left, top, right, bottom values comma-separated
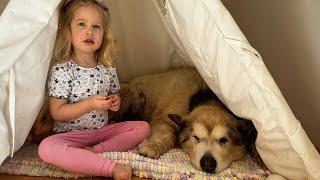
(222, 0, 320, 148)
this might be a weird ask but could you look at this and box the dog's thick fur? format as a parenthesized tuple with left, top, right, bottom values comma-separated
(112, 67, 208, 158)
(168, 89, 260, 173)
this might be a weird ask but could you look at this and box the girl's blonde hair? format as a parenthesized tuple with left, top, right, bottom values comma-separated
(53, 0, 115, 67)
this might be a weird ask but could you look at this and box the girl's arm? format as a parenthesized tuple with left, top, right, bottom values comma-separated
(49, 95, 112, 122)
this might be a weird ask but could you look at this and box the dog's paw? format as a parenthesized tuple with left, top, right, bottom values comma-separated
(138, 140, 161, 159)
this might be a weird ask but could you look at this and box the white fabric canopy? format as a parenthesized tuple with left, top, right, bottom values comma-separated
(156, 1, 320, 179)
(0, 0, 60, 160)
(0, 0, 319, 179)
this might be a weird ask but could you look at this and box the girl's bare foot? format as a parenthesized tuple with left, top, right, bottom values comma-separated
(83, 146, 95, 153)
(113, 164, 132, 180)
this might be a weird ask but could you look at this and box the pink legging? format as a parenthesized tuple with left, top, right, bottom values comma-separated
(38, 121, 150, 177)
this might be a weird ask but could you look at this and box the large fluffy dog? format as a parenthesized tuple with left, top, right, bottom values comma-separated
(168, 89, 259, 173)
(113, 67, 260, 173)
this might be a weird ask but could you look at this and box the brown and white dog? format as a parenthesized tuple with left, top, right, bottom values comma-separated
(168, 89, 260, 173)
(113, 67, 261, 173)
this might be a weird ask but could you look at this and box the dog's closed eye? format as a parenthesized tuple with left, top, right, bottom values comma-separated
(193, 135, 200, 142)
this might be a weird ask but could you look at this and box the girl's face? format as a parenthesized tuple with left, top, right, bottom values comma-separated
(70, 5, 104, 56)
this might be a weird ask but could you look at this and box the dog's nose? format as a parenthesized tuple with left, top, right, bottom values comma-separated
(200, 153, 217, 173)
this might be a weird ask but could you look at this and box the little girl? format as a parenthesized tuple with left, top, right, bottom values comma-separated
(38, 0, 150, 179)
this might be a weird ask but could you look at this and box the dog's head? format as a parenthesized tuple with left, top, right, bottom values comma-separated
(169, 101, 257, 174)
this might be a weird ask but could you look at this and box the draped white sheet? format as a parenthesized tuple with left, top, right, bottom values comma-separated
(0, 0, 60, 161)
(154, 0, 320, 179)
(0, 0, 319, 179)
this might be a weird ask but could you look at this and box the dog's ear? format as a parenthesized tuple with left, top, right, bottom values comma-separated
(179, 125, 192, 145)
(237, 119, 264, 165)
(168, 114, 185, 127)
(227, 118, 257, 146)
(168, 114, 191, 145)
(236, 119, 257, 144)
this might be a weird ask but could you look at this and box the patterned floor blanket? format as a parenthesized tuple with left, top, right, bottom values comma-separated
(0, 142, 270, 179)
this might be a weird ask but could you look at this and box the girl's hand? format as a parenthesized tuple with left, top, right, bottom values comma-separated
(88, 94, 112, 111)
(107, 93, 121, 112)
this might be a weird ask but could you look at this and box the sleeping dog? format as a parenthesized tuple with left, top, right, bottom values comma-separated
(168, 89, 261, 173)
(113, 68, 261, 173)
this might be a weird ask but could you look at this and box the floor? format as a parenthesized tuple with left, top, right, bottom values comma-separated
(1, 148, 319, 179)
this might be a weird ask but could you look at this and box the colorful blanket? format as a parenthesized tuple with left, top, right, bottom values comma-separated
(0, 142, 270, 179)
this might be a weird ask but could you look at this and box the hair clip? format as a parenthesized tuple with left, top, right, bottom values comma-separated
(64, 0, 108, 11)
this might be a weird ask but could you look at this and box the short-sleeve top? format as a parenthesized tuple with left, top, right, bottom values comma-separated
(48, 60, 120, 133)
